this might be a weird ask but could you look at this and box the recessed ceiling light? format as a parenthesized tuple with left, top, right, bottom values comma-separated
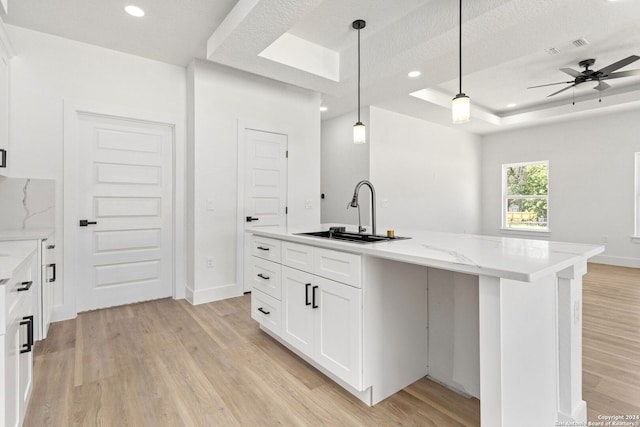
(320, 106, 328, 112)
(507, 103, 517, 108)
(124, 5, 145, 17)
(408, 71, 421, 78)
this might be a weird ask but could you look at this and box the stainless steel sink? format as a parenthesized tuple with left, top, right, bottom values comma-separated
(296, 230, 410, 244)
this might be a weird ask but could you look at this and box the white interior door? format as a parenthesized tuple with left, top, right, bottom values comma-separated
(241, 128, 288, 292)
(75, 112, 173, 311)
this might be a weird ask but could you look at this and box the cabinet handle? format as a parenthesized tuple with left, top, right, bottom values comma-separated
(258, 307, 270, 315)
(305, 283, 312, 306)
(312, 285, 319, 309)
(47, 244, 56, 250)
(257, 273, 270, 280)
(256, 246, 270, 251)
(48, 263, 56, 283)
(20, 315, 34, 353)
(17, 281, 33, 292)
(0, 148, 6, 168)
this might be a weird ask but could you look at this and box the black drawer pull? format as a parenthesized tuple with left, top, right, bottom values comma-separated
(17, 281, 33, 292)
(47, 244, 56, 250)
(305, 283, 312, 306)
(20, 315, 34, 353)
(48, 263, 57, 282)
(258, 307, 271, 315)
(312, 285, 319, 309)
(256, 246, 270, 251)
(257, 273, 270, 280)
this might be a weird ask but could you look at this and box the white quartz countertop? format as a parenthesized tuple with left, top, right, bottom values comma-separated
(0, 227, 55, 241)
(0, 245, 37, 281)
(249, 226, 604, 282)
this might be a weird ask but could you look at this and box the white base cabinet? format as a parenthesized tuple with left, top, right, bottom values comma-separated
(2, 251, 36, 427)
(250, 236, 363, 391)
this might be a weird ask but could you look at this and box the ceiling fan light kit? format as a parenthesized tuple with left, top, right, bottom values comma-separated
(528, 55, 640, 99)
(452, 0, 470, 124)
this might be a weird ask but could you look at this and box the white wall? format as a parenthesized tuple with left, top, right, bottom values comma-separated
(481, 108, 640, 267)
(370, 107, 482, 234)
(187, 59, 320, 304)
(7, 26, 187, 320)
(320, 108, 370, 225)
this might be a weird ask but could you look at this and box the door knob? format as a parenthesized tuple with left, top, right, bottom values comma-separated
(79, 220, 98, 227)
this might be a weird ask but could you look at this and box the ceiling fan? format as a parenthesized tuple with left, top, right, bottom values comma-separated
(528, 55, 640, 97)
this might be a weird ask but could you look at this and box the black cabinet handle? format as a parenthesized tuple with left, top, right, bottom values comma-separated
(256, 246, 270, 251)
(258, 307, 270, 315)
(48, 263, 56, 283)
(20, 315, 34, 353)
(257, 273, 270, 280)
(79, 220, 98, 227)
(305, 283, 312, 306)
(47, 244, 56, 250)
(312, 285, 319, 309)
(0, 148, 6, 168)
(17, 281, 33, 292)
(246, 216, 259, 222)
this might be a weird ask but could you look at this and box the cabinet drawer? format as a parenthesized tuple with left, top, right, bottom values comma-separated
(5, 259, 33, 327)
(251, 290, 281, 335)
(314, 248, 361, 288)
(251, 235, 281, 263)
(251, 257, 281, 300)
(282, 241, 314, 271)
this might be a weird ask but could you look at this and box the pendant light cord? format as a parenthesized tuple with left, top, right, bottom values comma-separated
(357, 26, 361, 123)
(458, 0, 462, 95)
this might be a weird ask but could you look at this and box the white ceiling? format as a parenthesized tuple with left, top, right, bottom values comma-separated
(3, 0, 640, 134)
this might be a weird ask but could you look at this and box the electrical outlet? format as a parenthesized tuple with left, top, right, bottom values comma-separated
(305, 199, 313, 209)
(381, 199, 389, 208)
(206, 199, 215, 211)
(206, 257, 214, 268)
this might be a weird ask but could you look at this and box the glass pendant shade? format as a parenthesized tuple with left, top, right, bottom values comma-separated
(452, 93, 470, 124)
(353, 122, 366, 144)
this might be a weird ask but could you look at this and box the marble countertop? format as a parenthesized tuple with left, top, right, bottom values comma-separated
(0, 227, 55, 241)
(0, 245, 37, 281)
(249, 225, 605, 282)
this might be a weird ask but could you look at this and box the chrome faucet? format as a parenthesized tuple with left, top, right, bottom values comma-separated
(347, 180, 376, 235)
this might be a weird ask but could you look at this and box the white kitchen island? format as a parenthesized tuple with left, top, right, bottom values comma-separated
(246, 227, 604, 427)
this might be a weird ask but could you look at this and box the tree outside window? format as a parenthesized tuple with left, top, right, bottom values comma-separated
(503, 161, 549, 231)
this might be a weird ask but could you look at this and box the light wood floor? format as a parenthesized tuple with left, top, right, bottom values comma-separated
(23, 263, 639, 426)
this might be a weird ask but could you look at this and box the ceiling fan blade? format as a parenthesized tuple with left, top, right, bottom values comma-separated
(597, 55, 640, 76)
(547, 84, 576, 97)
(527, 81, 574, 89)
(560, 68, 582, 78)
(604, 69, 640, 79)
(593, 81, 610, 91)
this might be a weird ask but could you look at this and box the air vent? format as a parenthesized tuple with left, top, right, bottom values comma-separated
(572, 38, 589, 47)
(545, 47, 560, 55)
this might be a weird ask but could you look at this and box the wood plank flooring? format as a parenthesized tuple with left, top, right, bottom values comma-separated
(23, 263, 639, 426)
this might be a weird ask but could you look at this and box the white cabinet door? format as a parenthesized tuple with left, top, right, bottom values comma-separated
(0, 50, 9, 176)
(4, 315, 20, 427)
(281, 266, 314, 357)
(314, 277, 362, 390)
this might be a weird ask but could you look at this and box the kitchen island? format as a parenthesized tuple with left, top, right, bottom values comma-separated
(246, 226, 604, 427)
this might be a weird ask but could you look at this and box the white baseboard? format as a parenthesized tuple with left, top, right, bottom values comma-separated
(590, 255, 640, 269)
(186, 282, 242, 305)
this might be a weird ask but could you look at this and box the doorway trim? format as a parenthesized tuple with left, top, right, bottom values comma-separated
(61, 99, 185, 320)
(236, 119, 289, 294)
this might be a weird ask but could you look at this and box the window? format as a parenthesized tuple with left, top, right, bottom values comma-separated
(502, 161, 549, 231)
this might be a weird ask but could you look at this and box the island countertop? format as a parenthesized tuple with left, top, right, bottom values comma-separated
(248, 226, 604, 282)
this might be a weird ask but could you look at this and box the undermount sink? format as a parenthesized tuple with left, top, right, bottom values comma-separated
(296, 230, 410, 244)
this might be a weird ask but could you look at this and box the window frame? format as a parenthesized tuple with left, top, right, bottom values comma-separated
(501, 160, 550, 233)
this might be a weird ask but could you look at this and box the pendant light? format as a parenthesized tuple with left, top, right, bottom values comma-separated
(353, 19, 366, 144)
(452, 0, 470, 124)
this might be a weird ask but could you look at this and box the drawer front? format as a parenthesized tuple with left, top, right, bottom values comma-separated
(282, 241, 314, 272)
(6, 260, 33, 322)
(314, 248, 362, 288)
(251, 235, 281, 263)
(251, 289, 281, 335)
(251, 257, 282, 300)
